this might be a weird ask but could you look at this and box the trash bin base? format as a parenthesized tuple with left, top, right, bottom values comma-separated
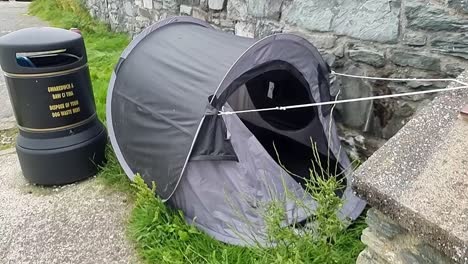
(16, 127, 107, 185)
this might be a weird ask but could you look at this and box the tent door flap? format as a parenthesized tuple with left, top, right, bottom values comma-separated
(190, 114, 238, 162)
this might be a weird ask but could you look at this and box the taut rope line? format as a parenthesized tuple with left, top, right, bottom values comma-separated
(218, 72, 468, 116)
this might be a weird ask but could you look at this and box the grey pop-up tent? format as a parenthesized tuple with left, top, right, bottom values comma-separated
(107, 17, 366, 245)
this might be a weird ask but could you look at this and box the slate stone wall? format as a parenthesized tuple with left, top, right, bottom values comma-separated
(82, 0, 468, 159)
(357, 209, 455, 264)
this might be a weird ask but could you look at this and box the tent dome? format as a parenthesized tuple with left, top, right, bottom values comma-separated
(107, 17, 365, 245)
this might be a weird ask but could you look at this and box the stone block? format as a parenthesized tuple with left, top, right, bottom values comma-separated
(361, 228, 384, 249)
(227, 0, 248, 20)
(388, 50, 440, 71)
(179, 0, 200, 5)
(86, 0, 110, 21)
(336, 64, 373, 129)
(381, 116, 407, 139)
(208, 0, 225, 10)
(403, 32, 427, 47)
(357, 211, 456, 264)
(124, 1, 136, 16)
(388, 84, 430, 101)
(399, 250, 426, 264)
(255, 20, 283, 38)
(283, 0, 400, 43)
(366, 208, 404, 240)
(444, 63, 466, 78)
(235, 21, 255, 38)
(282, 0, 334, 32)
(356, 248, 390, 264)
(322, 53, 336, 68)
(159, 10, 178, 20)
(180, 5, 192, 15)
(348, 45, 386, 68)
(406, 0, 468, 31)
(153, 1, 163, 10)
(163, 0, 179, 11)
(431, 33, 468, 60)
(394, 100, 419, 118)
(283, 26, 337, 50)
(333, 41, 345, 58)
(246, 0, 282, 19)
(143, 0, 153, 9)
(138, 7, 152, 19)
(448, 0, 468, 14)
(332, 0, 401, 43)
(416, 243, 454, 264)
(192, 7, 208, 20)
(222, 28, 235, 34)
(219, 19, 235, 29)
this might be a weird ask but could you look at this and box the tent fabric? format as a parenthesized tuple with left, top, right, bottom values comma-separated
(107, 16, 366, 244)
(171, 105, 316, 245)
(108, 17, 255, 198)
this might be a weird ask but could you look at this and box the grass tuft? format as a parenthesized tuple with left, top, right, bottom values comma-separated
(129, 167, 366, 264)
(96, 146, 134, 195)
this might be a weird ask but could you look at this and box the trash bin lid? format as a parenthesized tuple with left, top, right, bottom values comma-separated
(0, 27, 87, 74)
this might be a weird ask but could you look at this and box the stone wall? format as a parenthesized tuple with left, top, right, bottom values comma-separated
(357, 209, 455, 264)
(82, 0, 468, 158)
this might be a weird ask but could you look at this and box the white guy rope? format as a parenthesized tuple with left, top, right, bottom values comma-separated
(218, 72, 468, 116)
(331, 71, 468, 86)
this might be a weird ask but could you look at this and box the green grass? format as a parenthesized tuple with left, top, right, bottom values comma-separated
(128, 146, 366, 264)
(29, 1, 366, 263)
(129, 171, 366, 264)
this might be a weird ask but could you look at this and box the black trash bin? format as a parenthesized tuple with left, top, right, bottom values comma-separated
(0, 27, 107, 185)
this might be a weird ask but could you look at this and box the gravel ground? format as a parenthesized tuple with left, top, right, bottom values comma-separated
(0, 151, 139, 264)
(0, 1, 47, 129)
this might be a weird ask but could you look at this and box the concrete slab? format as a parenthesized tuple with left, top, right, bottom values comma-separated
(0, 2, 48, 129)
(353, 71, 468, 263)
(0, 151, 139, 264)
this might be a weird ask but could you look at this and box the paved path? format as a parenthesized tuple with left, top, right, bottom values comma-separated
(0, 150, 139, 264)
(0, 2, 139, 263)
(0, 1, 46, 129)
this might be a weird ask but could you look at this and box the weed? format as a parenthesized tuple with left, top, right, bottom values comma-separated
(128, 149, 366, 264)
(129, 159, 365, 264)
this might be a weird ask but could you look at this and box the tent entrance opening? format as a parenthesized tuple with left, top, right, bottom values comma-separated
(227, 69, 343, 189)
